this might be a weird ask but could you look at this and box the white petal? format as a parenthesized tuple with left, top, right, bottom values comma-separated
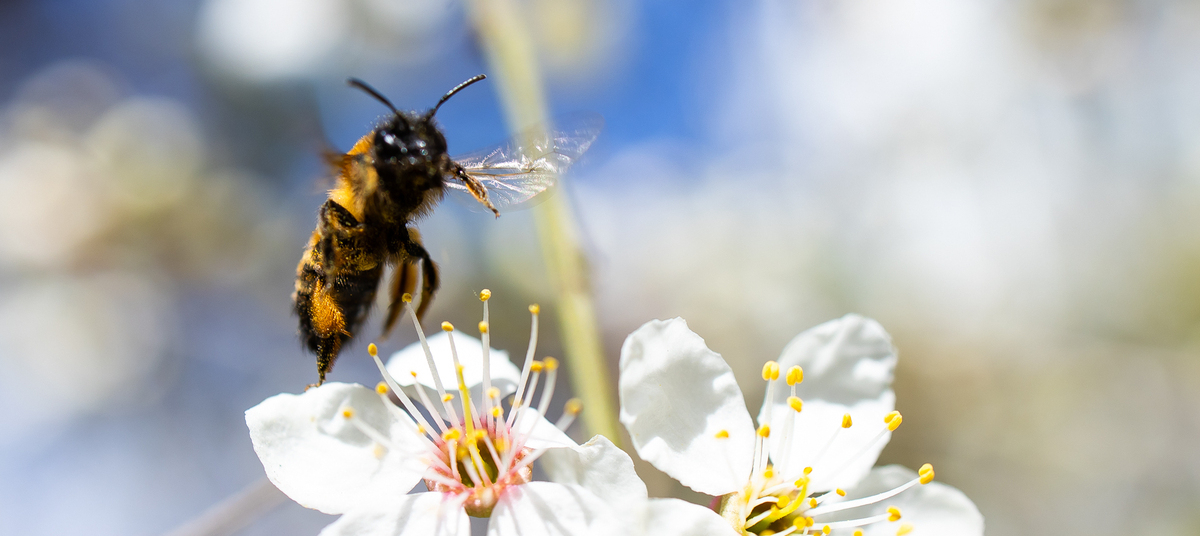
(627, 498, 740, 536)
(765, 393, 895, 490)
(828, 465, 984, 536)
(487, 482, 619, 536)
(618, 318, 755, 496)
(318, 492, 470, 536)
(386, 332, 521, 422)
(245, 383, 427, 514)
(760, 315, 897, 487)
(538, 435, 648, 515)
(771, 314, 896, 406)
(512, 406, 578, 449)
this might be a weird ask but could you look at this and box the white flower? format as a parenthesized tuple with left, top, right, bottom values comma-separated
(619, 314, 984, 536)
(246, 291, 620, 535)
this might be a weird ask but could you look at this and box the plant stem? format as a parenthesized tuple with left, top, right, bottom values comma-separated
(466, 0, 622, 447)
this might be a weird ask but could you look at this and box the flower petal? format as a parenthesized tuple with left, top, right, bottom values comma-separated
(538, 435, 648, 515)
(771, 314, 896, 406)
(760, 315, 897, 487)
(618, 318, 755, 496)
(765, 393, 895, 490)
(513, 406, 578, 450)
(385, 332, 521, 421)
(317, 492, 470, 536)
(487, 482, 619, 536)
(246, 382, 427, 514)
(829, 465, 984, 536)
(627, 498, 740, 536)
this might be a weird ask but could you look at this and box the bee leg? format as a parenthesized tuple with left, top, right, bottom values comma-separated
(453, 165, 500, 217)
(400, 227, 440, 321)
(381, 260, 419, 337)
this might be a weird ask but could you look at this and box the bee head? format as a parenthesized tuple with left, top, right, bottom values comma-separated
(347, 75, 487, 173)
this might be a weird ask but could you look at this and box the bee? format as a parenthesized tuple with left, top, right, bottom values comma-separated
(294, 74, 600, 385)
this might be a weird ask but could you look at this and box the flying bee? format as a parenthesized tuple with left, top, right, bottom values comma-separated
(294, 74, 601, 385)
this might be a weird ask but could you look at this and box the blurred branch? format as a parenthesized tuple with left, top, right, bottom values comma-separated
(466, 0, 622, 447)
(160, 478, 285, 536)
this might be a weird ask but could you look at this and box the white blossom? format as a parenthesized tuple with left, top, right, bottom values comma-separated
(619, 315, 984, 536)
(247, 292, 621, 535)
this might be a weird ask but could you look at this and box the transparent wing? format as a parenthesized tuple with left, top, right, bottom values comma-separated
(445, 113, 603, 212)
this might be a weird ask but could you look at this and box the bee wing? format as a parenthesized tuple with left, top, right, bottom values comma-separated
(446, 113, 603, 211)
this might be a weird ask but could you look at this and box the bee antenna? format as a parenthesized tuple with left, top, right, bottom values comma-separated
(427, 74, 487, 119)
(347, 78, 399, 115)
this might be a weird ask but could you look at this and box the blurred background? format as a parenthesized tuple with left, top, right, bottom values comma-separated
(2, 0, 1199, 534)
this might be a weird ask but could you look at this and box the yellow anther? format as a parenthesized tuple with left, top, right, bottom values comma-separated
(822, 525, 831, 535)
(494, 437, 507, 452)
(442, 394, 454, 403)
(417, 424, 427, 435)
(410, 371, 418, 377)
(401, 293, 413, 303)
(479, 321, 489, 334)
(375, 382, 388, 395)
(480, 289, 491, 301)
(786, 366, 803, 385)
(808, 498, 818, 508)
(842, 413, 853, 428)
(794, 477, 809, 488)
(793, 518, 807, 529)
(441, 321, 454, 332)
(803, 467, 813, 475)
(757, 424, 771, 438)
(761, 361, 780, 381)
(492, 406, 502, 418)
(776, 495, 789, 508)
(529, 304, 540, 315)
(341, 407, 355, 419)
(896, 524, 913, 536)
(543, 357, 559, 371)
(473, 429, 487, 441)
(887, 412, 903, 431)
(887, 506, 902, 522)
(487, 387, 500, 399)
(836, 488, 846, 497)
(807, 516, 815, 527)
(373, 443, 386, 459)
(854, 531, 863, 536)
(884, 410, 900, 424)
(442, 429, 461, 442)
(763, 466, 774, 479)
(761, 531, 774, 536)
(564, 398, 583, 415)
(367, 343, 378, 357)
(714, 430, 730, 439)
(530, 361, 544, 373)
(788, 396, 803, 413)
(919, 463, 935, 484)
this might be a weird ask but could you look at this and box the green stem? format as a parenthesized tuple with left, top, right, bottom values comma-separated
(467, 0, 622, 446)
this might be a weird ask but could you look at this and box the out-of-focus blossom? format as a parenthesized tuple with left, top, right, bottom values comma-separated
(0, 61, 288, 448)
(619, 315, 983, 535)
(248, 292, 626, 535)
(195, 0, 457, 83)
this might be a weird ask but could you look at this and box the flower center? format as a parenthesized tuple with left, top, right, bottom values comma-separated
(338, 290, 581, 518)
(715, 362, 932, 536)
